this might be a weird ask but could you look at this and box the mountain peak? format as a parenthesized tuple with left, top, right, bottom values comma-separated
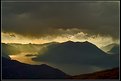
(63, 41, 91, 44)
(64, 41, 74, 43)
(83, 41, 90, 43)
(82, 41, 94, 45)
(62, 41, 94, 47)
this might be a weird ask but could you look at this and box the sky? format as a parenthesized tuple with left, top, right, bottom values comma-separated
(1, 1, 120, 47)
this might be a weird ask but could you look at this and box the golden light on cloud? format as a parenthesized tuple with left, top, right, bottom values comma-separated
(1, 32, 49, 44)
(1, 32, 119, 48)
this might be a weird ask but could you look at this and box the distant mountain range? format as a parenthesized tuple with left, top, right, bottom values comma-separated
(108, 45, 119, 54)
(101, 43, 119, 54)
(2, 43, 43, 55)
(33, 41, 119, 68)
(2, 42, 58, 56)
(2, 41, 119, 75)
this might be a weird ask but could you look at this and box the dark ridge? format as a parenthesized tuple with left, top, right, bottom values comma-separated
(70, 67, 119, 79)
(2, 57, 70, 79)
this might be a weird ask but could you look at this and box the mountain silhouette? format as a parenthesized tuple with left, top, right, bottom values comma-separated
(101, 43, 119, 53)
(70, 67, 119, 79)
(2, 57, 69, 79)
(2, 41, 119, 75)
(2, 56, 119, 79)
(2, 52, 11, 60)
(108, 45, 119, 54)
(1, 43, 43, 56)
(2, 43, 21, 55)
(2, 41, 119, 79)
(32, 41, 119, 75)
(33, 41, 118, 67)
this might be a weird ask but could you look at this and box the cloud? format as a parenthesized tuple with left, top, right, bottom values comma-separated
(2, 2, 119, 39)
(2, 32, 118, 48)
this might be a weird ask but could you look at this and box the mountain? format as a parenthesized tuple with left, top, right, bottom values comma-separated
(2, 52, 11, 60)
(2, 56, 119, 79)
(2, 43, 20, 56)
(41, 42, 59, 46)
(2, 41, 119, 75)
(108, 45, 119, 54)
(1, 43, 43, 55)
(32, 41, 119, 75)
(101, 43, 119, 53)
(33, 41, 118, 67)
(2, 57, 69, 79)
(2, 41, 119, 78)
(1, 42, 59, 57)
(70, 67, 119, 79)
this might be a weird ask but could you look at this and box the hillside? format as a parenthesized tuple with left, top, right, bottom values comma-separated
(70, 68, 119, 79)
(2, 57, 69, 79)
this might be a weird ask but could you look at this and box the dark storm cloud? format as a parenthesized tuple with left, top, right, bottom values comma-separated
(2, 2, 119, 39)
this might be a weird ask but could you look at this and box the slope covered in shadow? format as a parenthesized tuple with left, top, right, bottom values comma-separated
(70, 67, 119, 79)
(101, 43, 119, 54)
(2, 57, 119, 79)
(32, 41, 119, 75)
(101, 43, 118, 52)
(2, 42, 59, 56)
(108, 45, 119, 54)
(2, 41, 119, 76)
(33, 41, 119, 68)
(2, 57, 70, 79)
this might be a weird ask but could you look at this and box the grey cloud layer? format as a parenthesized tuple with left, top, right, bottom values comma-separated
(2, 2, 119, 38)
